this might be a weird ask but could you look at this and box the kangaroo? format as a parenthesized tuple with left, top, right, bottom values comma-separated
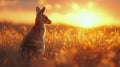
(19, 6, 51, 67)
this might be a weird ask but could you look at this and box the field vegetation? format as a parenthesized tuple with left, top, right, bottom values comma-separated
(0, 22, 120, 67)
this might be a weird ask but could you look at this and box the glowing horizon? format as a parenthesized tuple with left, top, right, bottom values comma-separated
(0, 0, 120, 28)
(0, 9, 119, 28)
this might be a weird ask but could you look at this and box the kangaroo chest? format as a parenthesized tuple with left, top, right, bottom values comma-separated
(31, 27, 45, 41)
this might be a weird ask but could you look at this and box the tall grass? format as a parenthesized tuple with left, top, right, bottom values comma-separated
(0, 22, 120, 67)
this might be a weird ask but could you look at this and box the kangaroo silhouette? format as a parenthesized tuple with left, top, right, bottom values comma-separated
(19, 6, 51, 67)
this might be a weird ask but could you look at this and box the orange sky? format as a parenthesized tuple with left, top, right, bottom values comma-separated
(0, 0, 120, 27)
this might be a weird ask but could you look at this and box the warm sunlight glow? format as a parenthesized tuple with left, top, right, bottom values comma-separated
(50, 9, 111, 28)
(75, 11, 100, 28)
(0, 0, 120, 28)
(1, 9, 114, 28)
(72, 3, 80, 11)
(88, 1, 94, 8)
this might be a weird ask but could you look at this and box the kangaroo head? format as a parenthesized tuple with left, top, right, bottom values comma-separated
(36, 6, 51, 24)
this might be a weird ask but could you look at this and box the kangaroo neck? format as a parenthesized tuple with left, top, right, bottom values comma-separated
(33, 17, 45, 32)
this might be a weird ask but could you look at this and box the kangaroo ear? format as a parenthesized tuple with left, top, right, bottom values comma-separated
(40, 7, 45, 13)
(36, 6, 40, 15)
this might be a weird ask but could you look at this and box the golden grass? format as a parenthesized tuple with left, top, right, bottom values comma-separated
(0, 22, 120, 67)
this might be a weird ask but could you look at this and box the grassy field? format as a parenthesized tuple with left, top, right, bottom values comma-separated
(0, 22, 120, 67)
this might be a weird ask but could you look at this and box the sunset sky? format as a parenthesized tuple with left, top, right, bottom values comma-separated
(0, 0, 120, 27)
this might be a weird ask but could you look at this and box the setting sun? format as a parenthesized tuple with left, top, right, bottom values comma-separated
(50, 9, 109, 28)
(72, 11, 101, 28)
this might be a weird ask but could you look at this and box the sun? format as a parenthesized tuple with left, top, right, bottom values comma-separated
(50, 8, 110, 28)
(68, 11, 101, 28)
(50, 11, 103, 28)
(77, 12, 99, 28)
